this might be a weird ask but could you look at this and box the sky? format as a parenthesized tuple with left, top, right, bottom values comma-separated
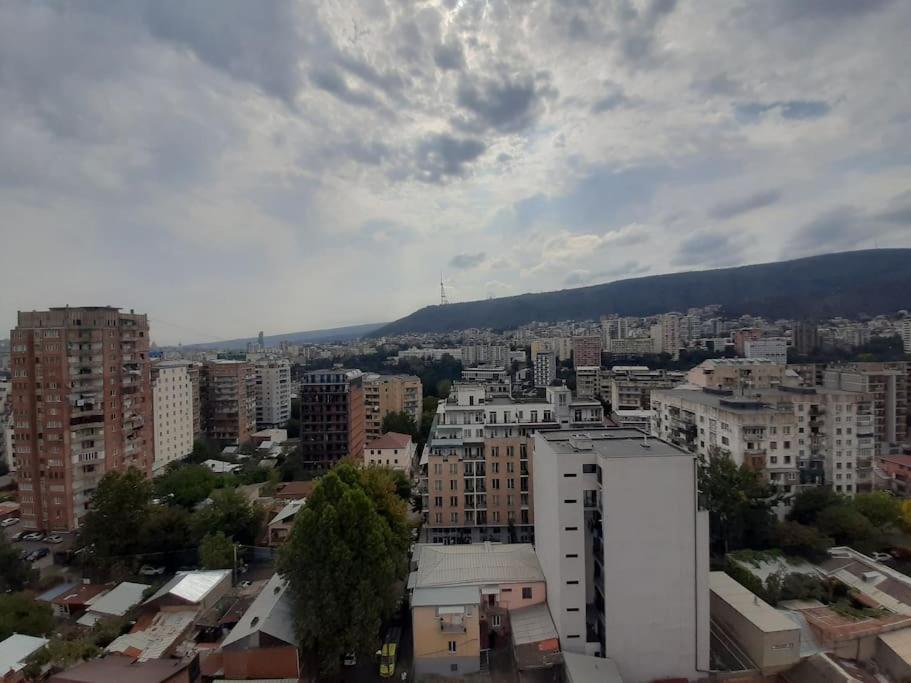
(2, 0, 910, 345)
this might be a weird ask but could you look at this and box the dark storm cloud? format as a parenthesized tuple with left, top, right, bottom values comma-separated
(788, 206, 865, 255)
(410, 133, 486, 183)
(434, 37, 465, 71)
(709, 189, 782, 220)
(736, 100, 831, 122)
(673, 231, 746, 267)
(450, 252, 487, 269)
(454, 70, 557, 133)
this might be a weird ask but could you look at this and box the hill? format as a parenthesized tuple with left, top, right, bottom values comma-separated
(178, 322, 386, 350)
(371, 249, 911, 336)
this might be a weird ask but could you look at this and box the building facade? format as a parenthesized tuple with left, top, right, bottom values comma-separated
(151, 362, 194, 474)
(10, 307, 154, 531)
(793, 322, 820, 355)
(744, 337, 788, 364)
(201, 361, 256, 446)
(254, 359, 291, 429)
(605, 366, 685, 411)
(364, 431, 415, 472)
(299, 369, 365, 466)
(533, 429, 709, 682)
(686, 358, 796, 392)
(534, 352, 556, 388)
(572, 336, 602, 369)
(575, 367, 600, 399)
(363, 373, 422, 440)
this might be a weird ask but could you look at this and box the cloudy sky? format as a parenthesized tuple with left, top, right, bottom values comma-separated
(2, 0, 910, 345)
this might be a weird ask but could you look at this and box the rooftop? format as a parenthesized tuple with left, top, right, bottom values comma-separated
(537, 428, 688, 458)
(710, 572, 800, 634)
(410, 542, 545, 589)
(365, 432, 413, 450)
(145, 569, 230, 606)
(411, 585, 480, 607)
(52, 584, 108, 607)
(563, 653, 623, 683)
(48, 653, 190, 683)
(221, 573, 296, 650)
(76, 582, 148, 625)
(269, 499, 305, 526)
(0, 634, 48, 676)
(106, 609, 197, 661)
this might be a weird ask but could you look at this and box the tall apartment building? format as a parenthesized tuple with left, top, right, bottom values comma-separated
(605, 337, 656, 356)
(732, 328, 762, 356)
(0, 380, 13, 472)
(572, 336, 602, 369)
(10, 307, 154, 531)
(601, 317, 628, 343)
(533, 351, 556, 388)
(530, 337, 572, 362)
(824, 363, 909, 454)
(363, 373, 422, 440)
(793, 322, 820, 355)
(575, 366, 600, 399)
(744, 337, 789, 364)
(902, 320, 911, 354)
(651, 314, 682, 359)
(254, 359, 291, 429)
(533, 429, 709, 682)
(151, 362, 194, 473)
(460, 345, 508, 367)
(201, 360, 256, 446)
(187, 362, 202, 439)
(605, 366, 685, 411)
(299, 369, 365, 466)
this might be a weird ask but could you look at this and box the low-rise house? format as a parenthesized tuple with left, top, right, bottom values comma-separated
(143, 570, 232, 613)
(76, 582, 148, 627)
(251, 428, 288, 446)
(267, 499, 305, 546)
(363, 432, 415, 473)
(51, 584, 109, 619)
(219, 574, 300, 680)
(202, 460, 240, 474)
(48, 653, 195, 683)
(273, 481, 316, 501)
(0, 634, 48, 683)
(408, 542, 559, 678)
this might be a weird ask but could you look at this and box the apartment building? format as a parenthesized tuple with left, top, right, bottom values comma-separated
(186, 362, 202, 439)
(903, 320, 911, 354)
(575, 367, 600, 399)
(605, 337, 656, 356)
(744, 337, 789, 364)
(533, 429, 709, 682)
(0, 380, 11, 472)
(733, 328, 762, 356)
(824, 363, 909, 454)
(363, 373, 422, 440)
(254, 359, 291, 429)
(534, 351, 556, 388)
(10, 307, 154, 531)
(200, 360, 256, 446)
(572, 336, 602, 369)
(151, 362, 194, 473)
(686, 358, 797, 391)
(605, 366, 685, 411)
(299, 369, 365, 466)
(530, 337, 572, 362)
(793, 322, 820, 355)
(460, 344, 508, 367)
(650, 313, 682, 359)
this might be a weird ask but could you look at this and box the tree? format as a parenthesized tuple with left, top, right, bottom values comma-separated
(0, 535, 29, 593)
(900, 500, 911, 532)
(154, 464, 218, 508)
(787, 487, 844, 526)
(79, 468, 153, 565)
(199, 532, 235, 570)
(853, 492, 900, 530)
(817, 505, 879, 548)
(381, 411, 417, 438)
(140, 506, 193, 560)
(776, 520, 832, 562)
(278, 463, 409, 674)
(389, 469, 412, 501)
(0, 593, 54, 641)
(419, 398, 439, 444)
(190, 489, 264, 545)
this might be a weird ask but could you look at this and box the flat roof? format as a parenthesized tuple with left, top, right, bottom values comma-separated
(145, 569, 229, 605)
(878, 628, 911, 663)
(411, 543, 544, 588)
(653, 387, 777, 412)
(563, 652, 624, 683)
(0, 634, 48, 675)
(537, 428, 688, 458)
(710, 572, 800, 633)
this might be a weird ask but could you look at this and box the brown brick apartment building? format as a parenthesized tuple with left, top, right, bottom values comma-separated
(299, 369, 365, 466)
(200, 361, 256, 446)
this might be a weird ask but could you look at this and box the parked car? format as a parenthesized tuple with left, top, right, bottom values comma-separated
(239, 580, 252, 589)
(1, 518, 20, 528)
(343, 653, 357, 667)
(32, 548, 49, 560)
(10, 531, 26, 542)
(22, 532, 45, 542)
(871, 552, 892, 562)
(45, 535, 64, 544)
(19, 549, 30, 560)
(139, 565, 165, 576)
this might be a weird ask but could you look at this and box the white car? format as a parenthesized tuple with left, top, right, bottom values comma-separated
(139, 565, 165, 576)
(1, 518, 19, 528)
(45, 535, 64, 544)
(343, 652, 357, 667)
(871, 552, 892, 562)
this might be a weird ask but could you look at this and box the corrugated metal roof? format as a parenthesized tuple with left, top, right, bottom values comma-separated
(0, 634, 48, 675)
(411, 543, 544, 588)
(510, 602, 558, 646)
(35, 581, 78, 603)
(411, 586, 480, 607)
(77, 582, 147, 623)
(145, 570, 230, 605)
(710, 572, 800, 633)
(221, 573, 297, 650)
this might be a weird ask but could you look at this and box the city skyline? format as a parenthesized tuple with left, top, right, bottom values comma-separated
(3, 1, 911, 345)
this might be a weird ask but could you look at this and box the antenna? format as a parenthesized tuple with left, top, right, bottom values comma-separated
(440, 274, 449, 306)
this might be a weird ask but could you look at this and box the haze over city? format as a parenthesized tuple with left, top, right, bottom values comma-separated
(3, 0, 911, 344)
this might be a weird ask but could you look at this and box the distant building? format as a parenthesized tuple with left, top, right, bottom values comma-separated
(792, 321, 820, 355)
(575, 366, 600, 399)
(299, 369, 366, 466)
(572, 336, 602, 369)
(364, 432, 415, 472)
(201, 360, 256, 445)
(531, 337, 572, 362)
(11, 307, 154, 531)
(151, 361, 195, 474)
(732, 328, 762, 356)
(605, 337, 656, 356)
(534, 351, 557, 388)
(903, 320, 911, 354)
(461, 344, 509, 367)
(651, 313, 682, 359)
(606, 366, 684, 411)
(363, 373, 422, 440)
(744, 337, 788, 364)
(254, 359, 291, 428)
(686, 358, 797, 392)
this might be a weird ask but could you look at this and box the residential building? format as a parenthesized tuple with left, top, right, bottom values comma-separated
(744, 337, 788, 364)
(267, 499, 305, 546)
(531, 338, 572, 362)
(903, 320, 911, 354)
(732, 328, 762, 356)
(824, 363, 909, 454)
(186, 362, 202, 439)
(875, 455, 911, 497)
(533, 428, 709, 682)
(686, 358, 797, 392)
(461, 344, 509, 367)
(363, 373, 422, 440)
(601, 317, 629, 342)
(575, 367, 600, 399)
(220, 573, 300, 680)
(534, 351, 556, 388)
(605, 366, 684, 411)
(651, 313, 682, 359)
(605, 336, 656, 356)
(200, 360, 256, 446)
(0, 381, 11, 472)
(10, 307, 154, 531)
(151, 362, 194, 474)
(364, 431, 415, 472)
(76, 581, 148, 627)
(254, 358, 291, 429)
(409, 543, 559, 678)
(48, 654, 194, 683)
(793, 322, 820, 355)
(299, 369, 365, 466)
(572, 336, 602, 369)
(461, 365, 509, 384)
(0, 633, 48, 683)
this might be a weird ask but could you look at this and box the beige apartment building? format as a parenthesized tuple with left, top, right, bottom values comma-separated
(10, 307, 154, 531)
(686, 358, 798, 392)
(363, 373, 422, 440)
(201, 360, 257, 446)
(151, 361, 195, 474)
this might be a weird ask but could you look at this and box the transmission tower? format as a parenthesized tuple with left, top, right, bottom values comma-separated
(440, 274, 449, 305)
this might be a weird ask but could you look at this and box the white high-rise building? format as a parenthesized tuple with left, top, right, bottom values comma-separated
(254, 359, 291, 428)
(651, 314, 682, 359)
(533, 428, 709, 682)
(744, 337, 789, 364)
(534, 351, 557, 388)
(902, 320, 911, 354)
(152, 362, 195, 473)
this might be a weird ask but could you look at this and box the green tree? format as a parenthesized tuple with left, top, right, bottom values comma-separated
(0, 593, 54, 641)
(853, 492, 900, 530)
(199, 532, 235, 570)
(140, 505, 193, 558)
(79, 468, 153, 565)
(186, 438, 216, 464)
(190, 489, 264, 545)
(381, 411, 418, 438)
(390, 469, 412, 501)
(817, 505, 879, 548)
(787, 487, 844, 525)
(0, 535, 30, 593)
(776, 520, 832, 562)
(154, 464, 218, 508)
(278, 463, 409, 674)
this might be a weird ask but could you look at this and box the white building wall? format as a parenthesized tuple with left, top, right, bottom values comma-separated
(152, 365, 194, 473)
(744, 338, 788, 364)
(255, 360, 291, 428)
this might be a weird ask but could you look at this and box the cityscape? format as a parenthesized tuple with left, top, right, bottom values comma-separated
(1, 1, 911, 683)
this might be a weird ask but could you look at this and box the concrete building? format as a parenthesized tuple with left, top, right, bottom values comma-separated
(254, 358, 291, 429)
(903, 319, 911, 354)
(575, 366, 600, 399)
(605, 337, 656, 356)
(299, 369, 365, 466)
(200, 360, 256, 446)
(363, 373, 422, 440)
(532, 429, 709, 682)
(461, 344, 509, 367)
(744, 337, 788, 364)
(186, 362, 202, 439)
(534, 351, 557, 388)
(10, 307, 154, 531)
(151, 362, 194, 474)
(605, 366, 684, 411)
(733, 328, 762, 356)
(531, 337, 572, 362)
(686, 358, 797, 392)
(793, 321, 821, 355)
(651, 314, 682, 359)
(572, 336, 602, 369)
(364, 431, 415, 472)
(0, 381, 12, 472)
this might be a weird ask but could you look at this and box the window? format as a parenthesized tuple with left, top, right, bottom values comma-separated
(563, 472, 577, 478)
(582, 463, 596, 473)
(522, 587, 532, 599)
(448, 641, 457, 653)
(567, 607, 580, 612)
(492, 614, 501, 627)
(564, 499, 577, 504)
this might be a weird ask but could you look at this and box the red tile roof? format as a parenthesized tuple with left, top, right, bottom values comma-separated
(366, 432, 412, 450)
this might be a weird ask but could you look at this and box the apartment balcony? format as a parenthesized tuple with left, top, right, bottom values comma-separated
(439, 620, 466, 634)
